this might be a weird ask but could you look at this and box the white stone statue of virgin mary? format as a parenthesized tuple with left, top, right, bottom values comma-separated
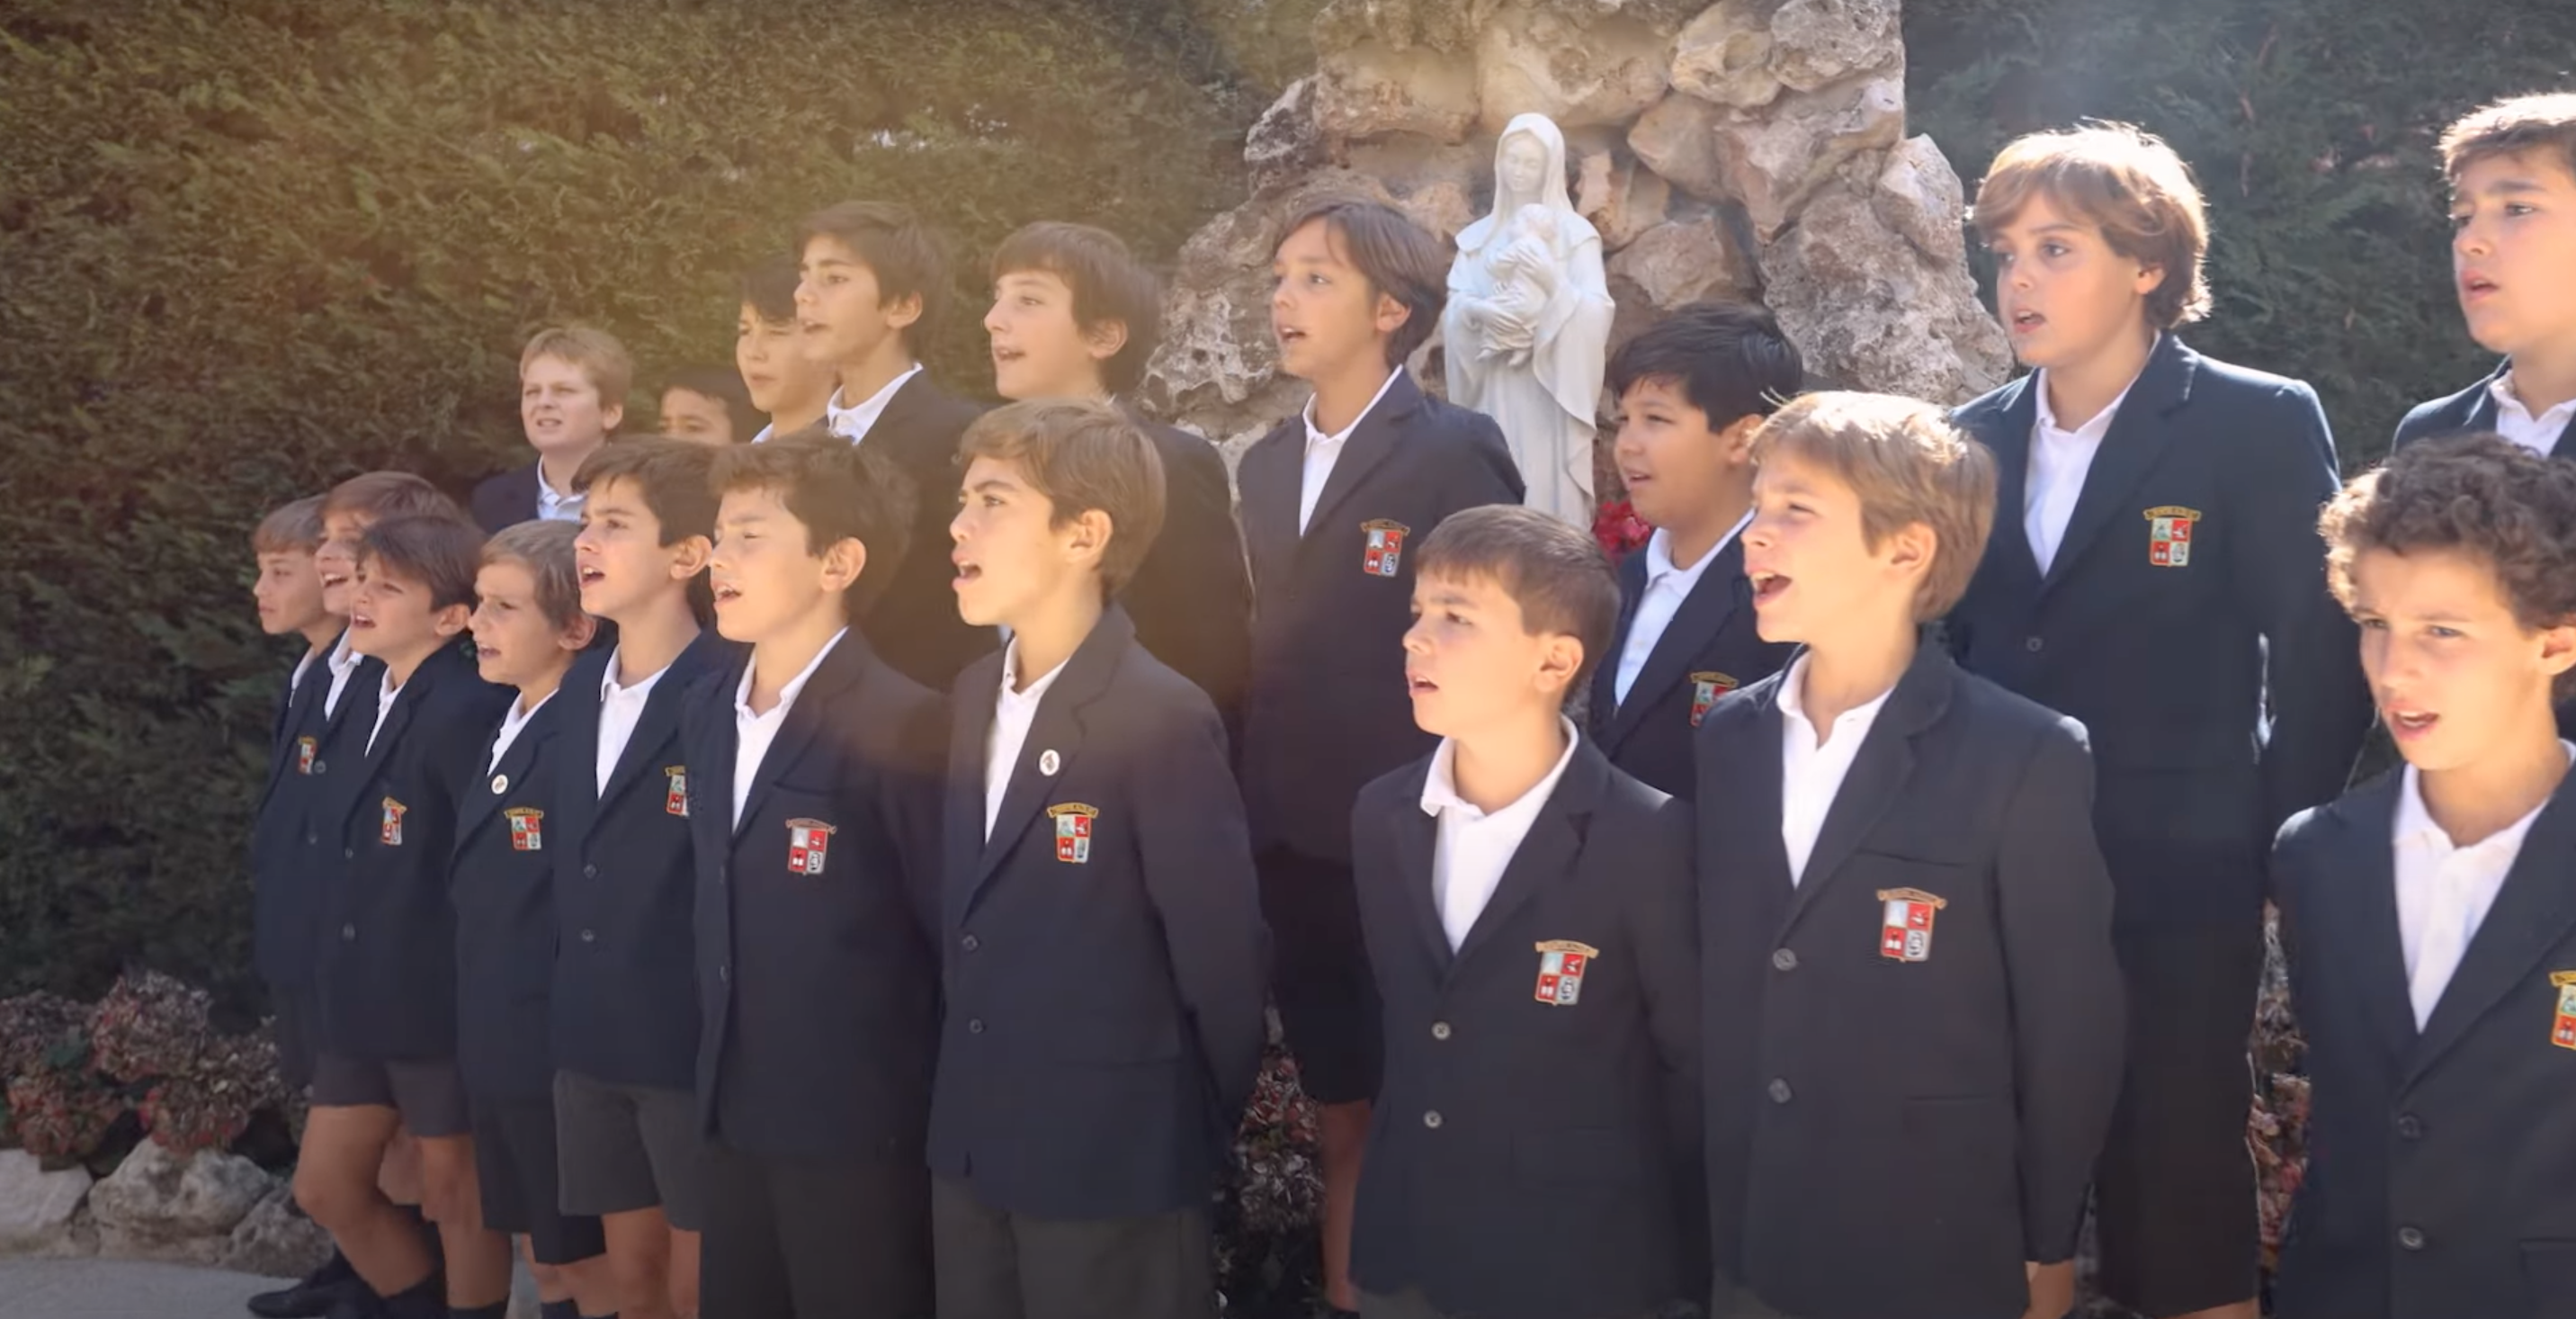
(1442, 112, 1615, 527)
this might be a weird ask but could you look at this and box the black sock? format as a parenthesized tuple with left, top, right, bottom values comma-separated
(377, 1276, 444, 1319)
(540, 1301, 606, 1319)
(307, 1248, 356, 1287)
(447, 1302, 508, 1319)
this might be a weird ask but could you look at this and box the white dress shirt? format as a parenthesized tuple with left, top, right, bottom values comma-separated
(1775, 654, 1899, 886)
(2024, 354, 2151, 574)
(535, 465, 585, 524)
(826, 363, 926, 445)
(1299, 369, 1405, 534)
(595, 648, 672, 796)
(1419, 718, 1582, 950)
(2489, 372, 2576, 458)
(365, 670, 402, 757)
(731, 630, 846, 827)
(324, 630, 365, 719)
(2393, 742, 2576, 1028)
(289, 645, 320, 696)
(1612, 515, 1751, 704)
(983, 642, 1073, 842)
(487, 690, 555, 772)
(749, 422, 776, 444)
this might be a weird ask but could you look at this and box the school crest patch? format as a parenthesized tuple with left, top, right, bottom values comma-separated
(1534, 939, 1599, 1006)
(1689, 671, 1739, 727)
(786, 818, 836, 875)
(505, 807, 544, 852)
(1049, 803, 1099, 864)
(2143, 506, 2202, 568)
(1878, 888, 1946, 962)
(380, 797, 407, 848)
(665, 767, 689, 818)
(2552, 972, 2576, 1050)
(296, 736, 318, 776)
(1362, 519, 1409, 578)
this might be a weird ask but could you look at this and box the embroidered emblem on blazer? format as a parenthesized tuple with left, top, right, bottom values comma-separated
(296, 736, 318, 775)
(505, 807, 544, 852)
(380, 797, 408, 848)
(1878, 888, 1945, 962)
(2143, 506, 2202, 567)
(2552, 972, 2576, 1050)
(1363, 520, 1409, 578)
(787, 819, 836, 875)
(1534, 939, 1599, 1006)
(665, 767, 689, 817)
(1689, 671, 1740, 727)
(1049, 803, 1099, 864)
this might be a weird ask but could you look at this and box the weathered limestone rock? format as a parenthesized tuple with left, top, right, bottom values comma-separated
(1711, 70, 1906, 238)
(1874, 133, 1972, 267)
(1578, 150, 1674, 251)
(1314, 43, 1481, 144)
(1626, 91, 1731, 201)
(88, 1139, 271, 1264)
(1245, 78, 1325, 193)
(1758, 174, 2012, 404)
(0, 1150, 92, 1254)
(1669, 0, 1780, 108)
(217, 1184, 334, 1279)
(1768, 0, 1903, 91)
(1475, 8, 1672, 131)
(1607, 214, 1758, 310)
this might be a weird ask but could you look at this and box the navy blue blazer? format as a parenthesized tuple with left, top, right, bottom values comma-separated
(451, 693, 571, 1099)
(678, 630, 946, 1159)
(2393, 364, 2576, 740)
(853, 373, 997, 692)
(1695, 642, 2124, 1319)
(314, 642, 512, 1062)
(927, 606, 1269, 1219)
(1124, 412, 1254, 750)
(2273, 769, 2576, 1319)
(470, 462, 541, 534)
(1948, 336, 2372, 926)
(1348, 736, 1699, 1319)
(252, 640, 382, 990)
(1237, 371, 1525, 862)
(1587, 535, 1793, 799)
(550, 633, 734, 1090)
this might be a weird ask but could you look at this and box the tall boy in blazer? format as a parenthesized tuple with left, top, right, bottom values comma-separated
(298, 516, 516, 1319)
(982, 221, 1254, 742)
(452, 522, 613, 1315)
(1237, 196, 1525, 1315)
(1700, 394, 2123, 1319)
(2272, 435, 2576, 1319)
(473, 326, 632, 533)
(2393, 94, 2576, 740)
(1590, 302, 1802, 797)
(1948, 125, 2370, 1319)
(679, 437, 946, 1319)
(795, 200, 992, 689)
(556, 440, 730, 1319)
(1349, 506, 1697, 1319)
(931, 400, 1268, 1319)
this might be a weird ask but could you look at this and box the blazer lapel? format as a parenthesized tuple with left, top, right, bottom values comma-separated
(1299, 372, 1422, 548)
(597, 634, 720, 821)
(2407, 776, 2576, 1083)
(1589, 552, 1646, 728)
(1239, 428, 1303, 584)
(1386, 766, 1451, 974)
(2321, 776, 2421, 1071)
(1979, 376, 2045, 590)
(456, 704, 552, 850)
(1603, 538, 1751, 751)
(2039, 336, 2195, 597)
(964, 608, 1140, 906)
(731, 633, 868, 840)
(1451, 738, 1606, 972)
(1780, 642, 1952, 931)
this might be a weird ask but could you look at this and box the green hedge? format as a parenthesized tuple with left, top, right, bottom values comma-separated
(0, 0, 1265, 1005)
(1903, 0, 2576, 463)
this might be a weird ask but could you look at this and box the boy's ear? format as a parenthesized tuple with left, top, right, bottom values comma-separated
(1061, 507, 1114, 568)
(1882, 519, 1938, 588)
(2537, 618, 2576, 680)
(1373, 289, 1411, 339)
(668, 534, 713, 580)
(881, 291, 926, 334)
(820, 536, 869, 594)
(2132, 261, 2168, 299)
(560, 614, 600, 653)
(1534, 631, 1585, 697)
(600, 399, 626, 433)
(1719, 414, 1766, 464)
(433, 602, 472, 639)
(1082, 317, 1130, 366)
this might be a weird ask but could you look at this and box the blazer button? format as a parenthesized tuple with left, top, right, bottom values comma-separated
(342, 848, 354, 860)
(311, 759, 326, 776)
(1771, 947, 1798, 972)
(719, 964, 730, 983)
(584, 864, 599, 879)
(1422, 1110, 1443, 1129)
(340, 924, 356, 941)
(306, 833, 318, 848)
(1767, 1078, 1793, 1105)
(580, 929, 596, 944)
(968, 1018, 986, 1035)
(2397, 1225, 2426, 1252)
(961, 934, 980, 953)
(1430, 1021, 1451, 1041)
(2396, 1113, 2424, 1140)
(2025, 635, 2044, 653)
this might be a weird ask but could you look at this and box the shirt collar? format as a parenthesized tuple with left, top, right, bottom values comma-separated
(601, 646, 668, 700)
(535, 466, 585, 517)
(749, 422, 775, 444)
(328, 629, 362, 677)
(2394, 742, 2576, 851)
(499, 687, 555, 735)
(2490, 372, 2576, 426)
(734, 629, 847, 721)
(1418, 717, 1582, 820)
(996, 639, 1073, 711)
(1301, 369, 1406, 450)
(826, 364, 925, 441)
(2033, 336, 2159, 441)
(1775, 651, 1900, 730)
(1644, 510, 1753, 584)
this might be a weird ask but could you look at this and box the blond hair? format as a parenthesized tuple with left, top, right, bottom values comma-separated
(520, 324, 634, 416)
(1751, 392, 1997, 622)
(1972, 122, 2212, 329)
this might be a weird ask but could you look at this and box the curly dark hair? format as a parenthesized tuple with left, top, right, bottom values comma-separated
(2321, 432, 2576, 698)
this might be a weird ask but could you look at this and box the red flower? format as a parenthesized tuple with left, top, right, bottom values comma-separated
(1592, 498, 1650, 561)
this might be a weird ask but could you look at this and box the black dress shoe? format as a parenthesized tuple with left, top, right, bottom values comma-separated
(246, 1253, 362, 1319)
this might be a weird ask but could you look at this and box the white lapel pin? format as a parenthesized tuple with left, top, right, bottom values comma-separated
(1039, 749, 1060, 776)
(490, 774, 508, 794)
